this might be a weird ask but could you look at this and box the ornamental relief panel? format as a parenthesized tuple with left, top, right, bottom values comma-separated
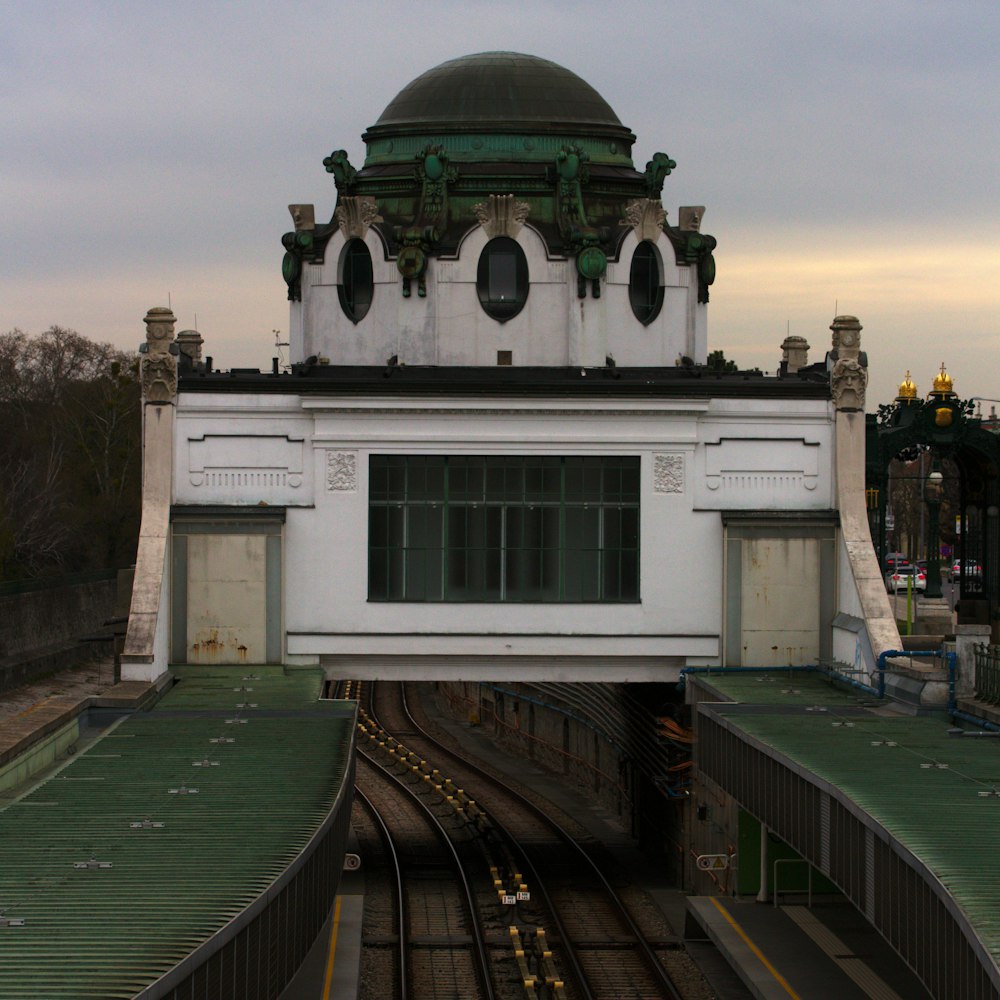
(185, 435, 304, 492)
(653, 454, 685, 494)
(326, 451, 357, 492)
(621, 198, 667, 242)
(704, 438, 819, 492)
(472, 194, 530, 238)
(335, 196, 383, 239)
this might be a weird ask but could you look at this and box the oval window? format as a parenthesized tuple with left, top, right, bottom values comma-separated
(629, 241, 664, 325)
(477, 237, 528, 322)
(338, 239, 373, 323)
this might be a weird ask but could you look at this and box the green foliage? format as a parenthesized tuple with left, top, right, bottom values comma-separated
(0, 327, 140, 581)
(707, 349, 739, 373)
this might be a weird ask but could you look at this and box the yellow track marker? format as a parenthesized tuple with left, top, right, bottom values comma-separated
(320, 895, 344, 1000)
(709, 897, 802, 1000)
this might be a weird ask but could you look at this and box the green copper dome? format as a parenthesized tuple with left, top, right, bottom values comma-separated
(374, 52, 624, 129)
(362, 52, 636, 167)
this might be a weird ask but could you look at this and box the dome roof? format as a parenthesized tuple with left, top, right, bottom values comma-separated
(374, 52, 624, 130)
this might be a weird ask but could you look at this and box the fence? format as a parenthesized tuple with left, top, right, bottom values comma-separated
(973, 643, 1000, 705)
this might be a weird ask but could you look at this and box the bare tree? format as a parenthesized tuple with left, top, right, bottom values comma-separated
(0, 327, 140, 580)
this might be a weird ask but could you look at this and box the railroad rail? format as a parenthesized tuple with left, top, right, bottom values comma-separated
(357, 679, 689, 1000)
(354, 759, 495, 999)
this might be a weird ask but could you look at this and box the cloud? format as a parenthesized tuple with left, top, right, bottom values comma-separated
(3, 0, 997, 411)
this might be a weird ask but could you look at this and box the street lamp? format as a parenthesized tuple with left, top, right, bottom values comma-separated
(925, 470, 944, 599)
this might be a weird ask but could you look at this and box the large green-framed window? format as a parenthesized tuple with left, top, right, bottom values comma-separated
(369, 456, 639, 602)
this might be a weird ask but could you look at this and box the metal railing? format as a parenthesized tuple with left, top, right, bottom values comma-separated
(974, 643, 1000, 705)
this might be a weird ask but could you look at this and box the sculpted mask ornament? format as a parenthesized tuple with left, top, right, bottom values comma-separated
(141, 355, 178, 404)
(678, 206, 704, 233)
(831, 357, 868, 411)
(141, 307, 178, 404)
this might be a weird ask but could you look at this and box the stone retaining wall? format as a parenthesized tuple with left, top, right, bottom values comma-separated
(0, 575, 119, 692)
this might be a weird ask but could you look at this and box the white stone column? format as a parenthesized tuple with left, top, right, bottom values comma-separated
(832, 317, 902, 667)
(121, 308, 177, 683)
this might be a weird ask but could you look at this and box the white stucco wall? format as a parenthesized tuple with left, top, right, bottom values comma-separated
(293, 224, 705, 369)
(173, 391, 833, 675)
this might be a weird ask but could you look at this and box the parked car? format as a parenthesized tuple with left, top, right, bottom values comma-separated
(949, 560, 982, 582)
(885, 565, 927, 593)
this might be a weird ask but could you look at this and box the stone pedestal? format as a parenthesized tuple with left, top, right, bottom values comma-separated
(955, 624, 991, 698)
(915, 597, 954, 637)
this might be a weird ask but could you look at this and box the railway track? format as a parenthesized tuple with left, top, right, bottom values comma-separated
(355, 679, 700, 1000)
(354, 758, 494, 1000)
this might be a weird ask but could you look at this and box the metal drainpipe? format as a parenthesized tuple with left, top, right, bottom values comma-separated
(876, 649, 943, 699)
(941, 650, 1000, 731)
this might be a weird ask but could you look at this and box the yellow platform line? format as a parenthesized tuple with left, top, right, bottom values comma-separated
(709, 896, 802, 1000)
(321, 895, 344, 1000)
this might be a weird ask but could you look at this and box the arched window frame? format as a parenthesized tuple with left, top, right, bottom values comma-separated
(476, 237, 529, 323)
(628, 240, 664, 326)
(337, 238, 374, 324)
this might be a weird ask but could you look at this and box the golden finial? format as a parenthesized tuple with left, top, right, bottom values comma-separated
(897, 371, 917, 401)
(932, 362, 954, 396)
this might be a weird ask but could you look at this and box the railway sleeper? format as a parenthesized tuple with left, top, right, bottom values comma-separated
(405, 935, 476, 946)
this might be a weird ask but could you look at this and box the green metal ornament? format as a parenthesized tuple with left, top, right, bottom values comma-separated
(576, 246, 607, 281)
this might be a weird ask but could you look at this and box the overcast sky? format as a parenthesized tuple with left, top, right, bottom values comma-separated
(3, 1, 998, 410)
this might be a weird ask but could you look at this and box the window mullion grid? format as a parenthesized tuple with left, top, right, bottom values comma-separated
(559, 458, 566, 601)
(598, 503, 606, 600)
(401, 463, 409, 600)
(442, 459, 449, 601)
(500, 501, 507, 602)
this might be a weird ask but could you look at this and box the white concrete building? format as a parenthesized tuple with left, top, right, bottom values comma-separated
(122, 53, 897, 686)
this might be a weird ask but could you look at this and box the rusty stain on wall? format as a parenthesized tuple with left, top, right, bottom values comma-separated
(189, 629, 252, 665)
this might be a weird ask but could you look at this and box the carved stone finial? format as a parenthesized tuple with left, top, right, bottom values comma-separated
(831, 357, 868, 411)
(781, 335, 810, 374)
(830, 315, 862, 361)
(473, 194, 530, 238)
(335, 196, 383, 239)
(621, 198, 666, 241)
(176, 329, 204, 374)
(141, 307, 177, 404)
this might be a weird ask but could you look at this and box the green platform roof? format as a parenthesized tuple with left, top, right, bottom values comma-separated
(0, 666, 355, 999)
(691, 668, 881, 709)
(696, 669, 1000, 974)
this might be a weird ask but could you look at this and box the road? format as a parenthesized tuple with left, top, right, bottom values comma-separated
(888, 578, 959, 629)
